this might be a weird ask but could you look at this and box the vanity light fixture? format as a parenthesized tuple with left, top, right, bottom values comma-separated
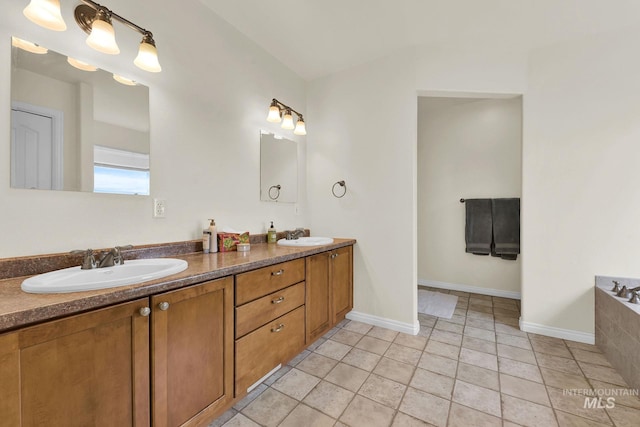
(113, 74, 137, 86)
(11, 36, 48, 54)
(22, 0, 162, 72)
(266, 98, 307, 135)
(67, 56, 98, 71)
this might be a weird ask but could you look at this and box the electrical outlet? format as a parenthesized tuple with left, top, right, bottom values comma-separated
(153, 198, 166, 218)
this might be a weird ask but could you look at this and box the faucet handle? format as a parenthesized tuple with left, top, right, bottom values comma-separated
(629, 291, 640, 304)
(612, 280, 621, 293)
(70, 249, 96, 270)
(112, 245, 133, 265)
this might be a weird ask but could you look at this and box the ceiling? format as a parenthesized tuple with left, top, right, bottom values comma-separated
(200, 0, 640, 81)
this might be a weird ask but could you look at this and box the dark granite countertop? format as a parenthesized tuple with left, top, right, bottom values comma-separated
(0, 238, 356, 333)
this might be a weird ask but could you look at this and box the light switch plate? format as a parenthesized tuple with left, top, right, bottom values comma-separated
(153, 198, 166, 218)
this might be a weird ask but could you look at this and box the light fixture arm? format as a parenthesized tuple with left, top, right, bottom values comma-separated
(78, 0, 151, 37)
(270, 98, 304, 120)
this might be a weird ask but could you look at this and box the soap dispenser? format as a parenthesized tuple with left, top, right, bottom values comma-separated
(208, 219, 218, 253)
(268, 221, 277, 243)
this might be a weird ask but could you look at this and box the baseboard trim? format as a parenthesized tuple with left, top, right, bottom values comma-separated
(418, 279, 521, 300)
(346, 310, 420, 335)
(519, 318, 595, 344)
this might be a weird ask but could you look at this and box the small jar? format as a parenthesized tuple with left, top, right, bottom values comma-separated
(237, 243, 250, 253)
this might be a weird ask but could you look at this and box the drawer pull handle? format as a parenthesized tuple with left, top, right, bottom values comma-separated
(158, 302, 170, 311)
(271, 296, 285, 304)
(139, 307, 151, 317)
(271, 323, 285, 333)
(331, 253, 338, 259)
(271, 269, 284, 276)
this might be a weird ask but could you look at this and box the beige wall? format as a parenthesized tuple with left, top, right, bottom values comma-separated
(417, 97, 522, 295)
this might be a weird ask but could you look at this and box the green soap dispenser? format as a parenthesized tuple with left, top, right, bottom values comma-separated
(268, 221, 277, 243)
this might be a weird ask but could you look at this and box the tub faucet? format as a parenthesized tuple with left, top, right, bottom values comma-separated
(285, 228, 306, 240)
(97, 245, 133, 268)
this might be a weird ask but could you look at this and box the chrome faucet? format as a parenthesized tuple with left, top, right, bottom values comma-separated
(285, 228, 306, 240)
(97, 245, 133, 268)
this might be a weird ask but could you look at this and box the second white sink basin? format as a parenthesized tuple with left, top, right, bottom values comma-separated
(22, 258, 188, 294)
(277, 237, 334, 247)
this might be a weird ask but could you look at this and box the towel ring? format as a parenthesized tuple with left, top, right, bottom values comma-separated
(332, 180, 346, 198)
(268, 185, 281, 200)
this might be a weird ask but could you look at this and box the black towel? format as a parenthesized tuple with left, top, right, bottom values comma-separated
(465, 199, 492, 255)
(491, 198, 520, 260)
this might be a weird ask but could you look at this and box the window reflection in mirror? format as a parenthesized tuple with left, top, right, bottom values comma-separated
(260, 130, 298, 203)
(10, 37, 150, 195)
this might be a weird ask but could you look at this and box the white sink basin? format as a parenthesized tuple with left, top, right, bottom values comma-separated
(22, 258, 188, 294)
(277, 237, 334, 247)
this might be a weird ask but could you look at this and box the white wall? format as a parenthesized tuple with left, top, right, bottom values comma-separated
(418, 97, 522, 294)
(0, 0, 308, 257)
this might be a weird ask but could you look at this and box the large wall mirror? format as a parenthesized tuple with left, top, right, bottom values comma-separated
(260, 130, 298, 203)
(10, 37, 150, 195)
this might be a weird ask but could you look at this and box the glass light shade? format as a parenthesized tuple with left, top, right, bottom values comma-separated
(11, 36, 48, 54)
(86, 18, 120, 55)
(113, 74, 137, 86)
(267, 105, 281, 123)
(23, 0, 67, 31)
(294, 119, 307, 135)
(281, 110, 294, 130)
(134, 41, 162, 73)
(67, 57, 97, 71)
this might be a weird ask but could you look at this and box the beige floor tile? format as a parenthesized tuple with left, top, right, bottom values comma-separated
(536, 353, 583, 376)
(528, 334, 567, 345)
(322, 327, 340, 339)
(390, 412, 433, 426)
(430, 329, 463, 346)
(359, 374, 407, 409)
(302, 380, 354, 419)
(547, 387, 611, 424)
(447, 402, 502, 427)
(499, 373, 551, 406)
(272, 368, 321, 400)
(341, 347, 381, 372)
(578, 362, 628, 387)
(494, 322, 528, 337)
(374, 356, 416, 384)
(495, 317, 519, 328)
(462, 335, 497, 355)
(287, 349, 310, 367)
(456, 362, 500, 391)
(466, 317, 495, 331)
(417, 352, 458, 378)
(330, 329, 364, 346)
(314, 339, 351, 361)
(530, 338, 573, 358)
(221, 413, 261, 427)
(502, 395, 558, 427)
(452, 379, 501, 417)
(296, 353, 338, 378)
(565, 341, 603, 354)
(233, 384, 268, 411)
(459, 347, 498, 371)
(342, 320, 373, 335)
(368, 326, 399, 342)
(588, 379, 640, 409)
(468, 307, 494, 318)
(606, 402, 640, 426)
(494, 307, 520, 318)
(307, 337, 326, 351)
(278, 404, 335, 427)
(324, 362, 369, 392)
(340, 395, 395, 427)
(416, 326, 433, 338)
(470, 298, 493, 307)
(355, 336, 393, 355)
(385, 343, 423, 366)
(540, 367, 591, 390)
(464, 325, 497, 342)
(418, 314, 438, 328)
(448, 314, 468, 326)
(569, 349, 611, 367)
(497, 344, 537, 365)
(497, 333, 532, 350)
(241, 388, 297, 427)
(435, 319, 465, 335)
(210, 408, 237, 427)
(554, 410, 612, 427)
(425, 339, 461, 360)
(262, 366, 291, 387)
(410, 367, 455, 399)
(399, 387, 450, 427)
(394, 333, 428, 350)
(498, 357, 543, 383)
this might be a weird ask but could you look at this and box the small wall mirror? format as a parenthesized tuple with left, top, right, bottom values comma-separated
(260, 130, 298, 203)
(10, 37, 150, 195)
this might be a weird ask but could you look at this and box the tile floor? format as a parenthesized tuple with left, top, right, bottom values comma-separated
(210, 288, 640, 427)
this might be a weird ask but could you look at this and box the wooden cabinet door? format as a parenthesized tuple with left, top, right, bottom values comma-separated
(331, 245, 353, 323)
(306, 252, 331, 342)
(151, 276, 233, 427)
(8, 298, 150, 427)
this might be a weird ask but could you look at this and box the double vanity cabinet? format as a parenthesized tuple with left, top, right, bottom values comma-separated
(0, 242, 353, 427)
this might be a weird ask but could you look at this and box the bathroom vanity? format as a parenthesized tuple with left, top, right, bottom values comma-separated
(0, 238, 354, 426)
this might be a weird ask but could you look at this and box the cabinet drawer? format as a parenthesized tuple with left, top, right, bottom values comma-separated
(236, 282, 305, 338)
(236, 259, 305, 305)
(235, 306, 305, 393)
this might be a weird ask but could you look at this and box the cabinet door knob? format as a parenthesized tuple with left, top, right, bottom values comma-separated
(271, 296, 285, 304)
(331, 253, 338, 259)
(271, 269, 284, 276)
(271, 323, 285, 333)
(139, 307, 151, 317)
(158, 301, 170, 311)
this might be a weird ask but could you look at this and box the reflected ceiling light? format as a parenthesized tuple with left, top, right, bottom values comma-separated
(67, 56, 98, 71)
(11, 36, 48, 54)
(23, 0, 162, 72)
(267, 98, 307, 135)
(113, 74, 137, 86)
(23, 0, 67, 31)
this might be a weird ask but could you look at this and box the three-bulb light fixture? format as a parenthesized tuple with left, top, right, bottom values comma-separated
(267, 99, 307, 135)
(22, 0, 161, 73)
